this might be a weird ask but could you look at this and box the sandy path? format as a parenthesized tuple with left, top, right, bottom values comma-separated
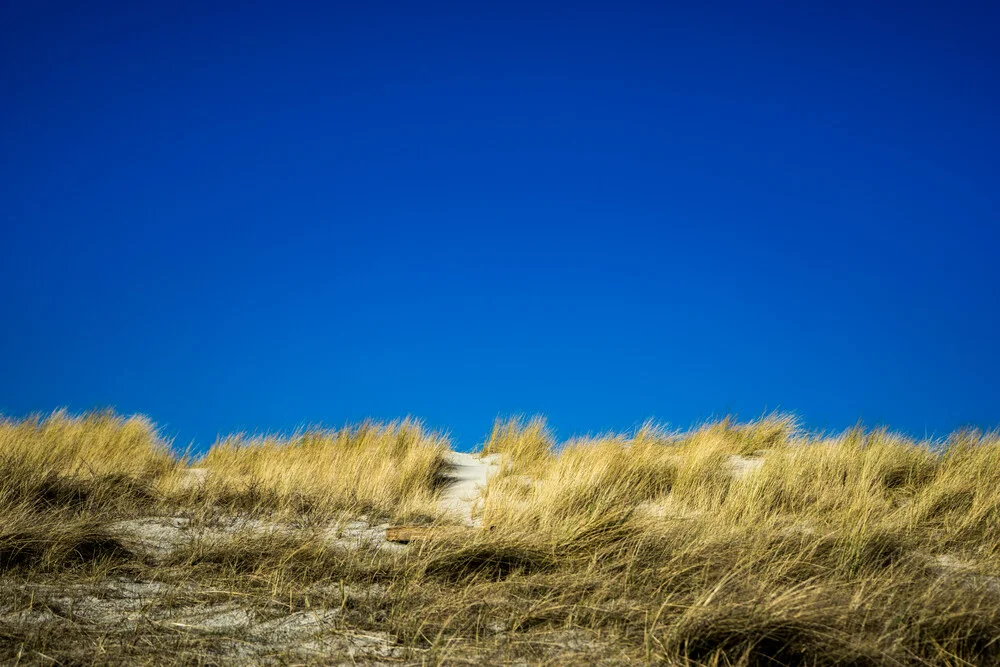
(437, 452, 501, 526)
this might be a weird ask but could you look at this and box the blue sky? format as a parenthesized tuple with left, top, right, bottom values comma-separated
(2, 1, 997, 450)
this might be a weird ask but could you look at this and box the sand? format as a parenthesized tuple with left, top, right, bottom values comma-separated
(436, 451, 501, 526)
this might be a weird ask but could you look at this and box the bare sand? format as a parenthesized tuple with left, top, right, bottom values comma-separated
(436, 451, 501, 526)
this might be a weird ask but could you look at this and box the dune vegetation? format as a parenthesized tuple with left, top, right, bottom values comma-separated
(172, 419, 451, 519)
(1, 409, 1000, 665)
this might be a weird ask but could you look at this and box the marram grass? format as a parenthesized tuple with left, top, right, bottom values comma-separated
(1, 409, 1000, 665)
(190, 418, 451, 519)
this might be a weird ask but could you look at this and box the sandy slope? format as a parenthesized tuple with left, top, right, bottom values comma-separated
(437, 451, 501, 526)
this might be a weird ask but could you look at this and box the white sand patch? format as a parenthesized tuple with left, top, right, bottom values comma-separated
(327, 519, 406, 552)
(928, 554, 1000, 593)
(163, 603, 255, 631)
(726, 454, 766, 477)
(183, 467, 208, 483)
(250, 609, 341, 641)
(437, 452, 501, 526)
(110, 517, 192, 555)
(297, 630, 404, 661)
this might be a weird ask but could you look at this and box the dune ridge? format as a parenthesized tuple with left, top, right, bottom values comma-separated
(2, 410, 999, 664)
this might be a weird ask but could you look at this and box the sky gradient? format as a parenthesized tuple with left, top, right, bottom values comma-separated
(2, 1, 998, 450)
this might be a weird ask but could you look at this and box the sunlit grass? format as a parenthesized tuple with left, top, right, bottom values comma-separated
(2, 408, 1000, 664)
(187, 418, 451, 520)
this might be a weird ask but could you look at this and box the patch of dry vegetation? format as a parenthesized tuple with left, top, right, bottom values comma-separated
(474, 416, 1000, 665)
(173, 419, 451, 520)
(3, 409, 1000, 665)
(0, 411, 173, 575)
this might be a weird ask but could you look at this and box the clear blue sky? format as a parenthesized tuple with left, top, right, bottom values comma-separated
(2, 1, 997, 451)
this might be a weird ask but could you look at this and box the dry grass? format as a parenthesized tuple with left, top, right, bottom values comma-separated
(0, 411, 172, 575)
(175, 419, 451, 520)
(481, 415, 556, 475)
(2, 409, 1000, 665)
(0, 409, 175, 497)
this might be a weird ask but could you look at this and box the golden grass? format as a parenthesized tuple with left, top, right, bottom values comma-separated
(479, 414, 953, 535)
(0, 410, 177, 522)
(481, 415, 555, 474)
(2, 409, 1000, 664)
(187, 418, 451, 520)
(469, 415, 1000, 662)
(0, 409, 174, 480)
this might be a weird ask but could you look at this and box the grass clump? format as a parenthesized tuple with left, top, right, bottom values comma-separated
(481, 415, 555, 474)
(0, 409, 175, 479)
(0, 410, 173, 575)
(189, 418, 451, 520)
(0, 512, 133, 571)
